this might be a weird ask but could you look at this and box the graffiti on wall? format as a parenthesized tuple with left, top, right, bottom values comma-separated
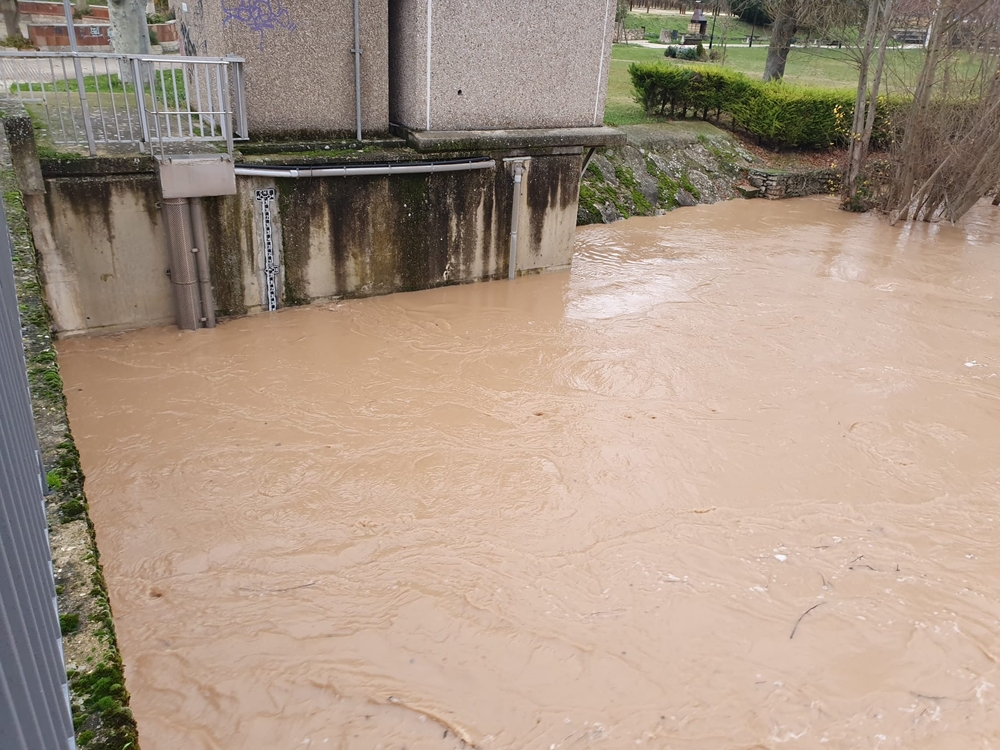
(222, 0, 296, 50)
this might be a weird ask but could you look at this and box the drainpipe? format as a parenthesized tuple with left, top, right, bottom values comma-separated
(189, 198, 216, 328)
(232, 157, 495, 178)
(505, 158, 529, 281)
(352, 0, 363, 142)
(162, 198, 202, 330)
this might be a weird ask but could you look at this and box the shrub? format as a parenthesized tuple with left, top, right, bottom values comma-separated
(696, 41, 707, 60)
(628, 61, 903, 150)
(664, 45, 679, 58)
(0, 34, 37, 50)
(148, 29, 159, 46)
(677, 46, 700, 61)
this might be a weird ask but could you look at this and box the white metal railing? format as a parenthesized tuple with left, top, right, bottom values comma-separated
(0, 52, 248, 156)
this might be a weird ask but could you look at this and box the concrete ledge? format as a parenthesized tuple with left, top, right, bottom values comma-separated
(40, 156, 157, 178)
(406, 127, 627, 153)
(238, 137, 407, 156)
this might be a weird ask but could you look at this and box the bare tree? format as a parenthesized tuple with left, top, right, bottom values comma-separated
(108, 0, 151, 55)
(0, 0, 20, 39)
(763, 0, 799, 80)
(885, 0, 1000, 222)
(843, 0, 896, 201)
(615, 0, 631, 43)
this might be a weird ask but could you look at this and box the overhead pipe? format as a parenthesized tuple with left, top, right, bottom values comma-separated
(161, 198, 202, 330)
(233, 158, 495, 179)
(352, 0, 363, 142)
(189, 198, 216, 329)
(505, 158, 530, 281)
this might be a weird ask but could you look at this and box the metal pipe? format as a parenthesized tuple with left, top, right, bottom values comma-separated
(580, 147, 597, 184)
(161, 198, 202, 330)
(189, 198, 216, 328)
(233, 158, 495, 179)
(507, 160, 525, 281)
(61, 0, 96, 155)
(352, 0, 363, 142)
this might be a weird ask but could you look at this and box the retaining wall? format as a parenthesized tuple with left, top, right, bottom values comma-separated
(25, 146, 583, 335)
(747, 168, 840, 200)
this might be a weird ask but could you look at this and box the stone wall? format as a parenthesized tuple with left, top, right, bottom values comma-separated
(747, 168, 840, 200)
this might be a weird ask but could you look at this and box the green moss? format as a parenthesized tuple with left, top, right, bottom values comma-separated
(2, 167, 139, 750)
(680, 173, 702, 201)
(36, 146, 86, 160)
(586, 161, 604, 181)
(613, 164, 652, 216)
(644, 157, 680, 210)
(60, 613, 80, 636)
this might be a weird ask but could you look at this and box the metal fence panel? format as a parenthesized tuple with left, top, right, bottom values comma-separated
(0, 51, 247, 156)
(0, 198, 75, 750)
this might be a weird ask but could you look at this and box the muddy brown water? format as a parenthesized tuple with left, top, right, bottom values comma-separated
(58, 197, 1000, 749)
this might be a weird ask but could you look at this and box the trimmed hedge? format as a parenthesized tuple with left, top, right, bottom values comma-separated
(629, 62, 901, 150)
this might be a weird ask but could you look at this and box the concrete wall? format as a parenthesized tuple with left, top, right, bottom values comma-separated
(171, 0, 389, 137)
(40, 174, 174, 335)
(389, 0, 614, 131)
(32, 151, 582, 334)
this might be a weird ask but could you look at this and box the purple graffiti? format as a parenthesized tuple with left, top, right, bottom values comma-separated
(222, 0, 296, 50)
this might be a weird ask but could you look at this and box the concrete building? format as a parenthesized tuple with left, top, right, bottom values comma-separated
(173, 0, 389, 137)
(10, 1, 624, 335)
(174, 0, 614, 137)
(388, 0, 613, 131)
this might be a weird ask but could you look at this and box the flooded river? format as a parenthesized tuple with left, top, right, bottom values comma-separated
(58, 197, 1000, 749)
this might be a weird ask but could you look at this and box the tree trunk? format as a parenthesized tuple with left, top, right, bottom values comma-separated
(845, 0, 893, 203)
(763, 9, 796, 81)
(108, 0, 151, 55)
(1, 0, 21, 38)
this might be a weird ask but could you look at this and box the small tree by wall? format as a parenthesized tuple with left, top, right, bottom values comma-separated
(1, 0, 21, 39)
(108, 0, 151, 55)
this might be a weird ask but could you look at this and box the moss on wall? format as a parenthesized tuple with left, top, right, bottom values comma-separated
(2, 172, 140, 750)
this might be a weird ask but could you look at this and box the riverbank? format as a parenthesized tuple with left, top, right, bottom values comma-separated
(1, 163, 139, 749)
(578, 120, 842, 224)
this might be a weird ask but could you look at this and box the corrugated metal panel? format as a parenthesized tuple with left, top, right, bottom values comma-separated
(0, 197, 75, 750)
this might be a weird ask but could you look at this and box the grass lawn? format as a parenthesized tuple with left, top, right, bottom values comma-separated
(624, 9, 758, 45)
(605, 43, 927, 126)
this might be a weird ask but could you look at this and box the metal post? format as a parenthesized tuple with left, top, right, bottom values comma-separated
(132, 57, 150, 151)
(61, 0, 96, 155)
(351, 0, 363, 142)
(507, 160, 526, 281)
(708, 0, 718, 49)
(189, 198, 216, 328)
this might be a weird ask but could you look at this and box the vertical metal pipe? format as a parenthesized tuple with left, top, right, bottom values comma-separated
(161, 198, 202, 330)
(508, 161, 524, 281)
(189, 198, 216, 328)
(61, 0, 96, 155)
(352, 0, 363, 141)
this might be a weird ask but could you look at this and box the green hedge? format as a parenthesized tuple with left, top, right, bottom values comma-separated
(629, 62, 901, 150)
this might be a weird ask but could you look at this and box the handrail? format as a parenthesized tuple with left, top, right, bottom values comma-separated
(0, 51, 247, 155)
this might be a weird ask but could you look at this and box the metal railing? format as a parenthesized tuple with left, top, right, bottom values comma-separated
(0, 197, 76, 750)
(0, 52, 248, 156)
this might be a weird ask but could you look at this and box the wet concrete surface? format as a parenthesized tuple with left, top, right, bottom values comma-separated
(58, 197, 1000, 749)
